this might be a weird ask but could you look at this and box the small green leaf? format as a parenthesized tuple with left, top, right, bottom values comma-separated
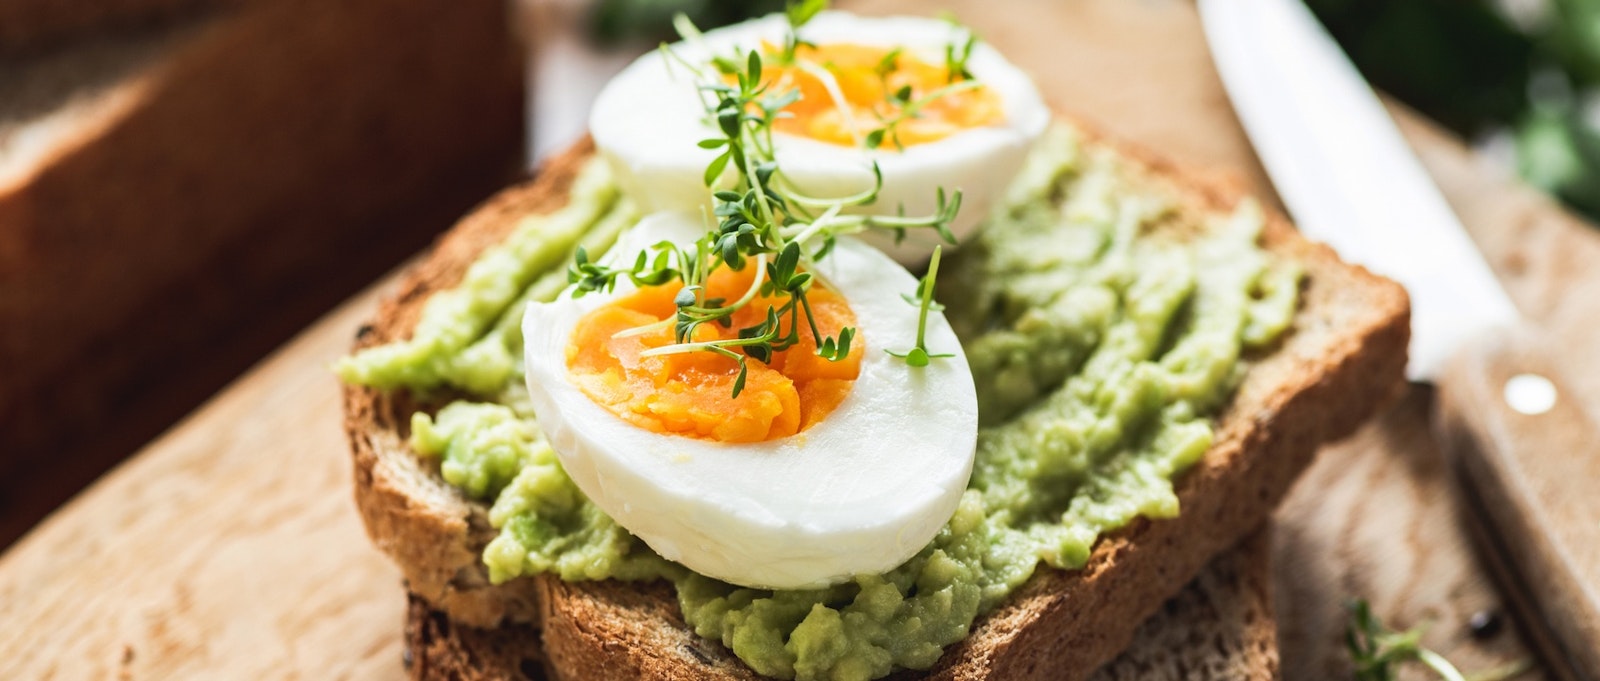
(812, 236, 836, 260)
(875, 47, 902, 78)
(777, 242, 800, 278)
(823, 327, 854, 360)
(698, 138, 728, 149)
(765, 88, 801, 115)
(901, 291, 946, 311)
(785, 0, 827, 29)
(886, 347, 931, 367)
(730, 360, 749, 398)
(1341, 598, 1496, 681)
(704, 151, 731, 186)
(758, 307, 782, 342)
(718, 107, 741, 137)
(864, 128, 886, 149)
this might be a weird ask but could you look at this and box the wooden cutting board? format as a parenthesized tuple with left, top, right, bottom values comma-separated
(2, 0, 1589, 677)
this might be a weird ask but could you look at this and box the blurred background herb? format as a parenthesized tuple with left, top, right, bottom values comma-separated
(1310, 0, 1600, 222)
(586, 0, 1600, 223)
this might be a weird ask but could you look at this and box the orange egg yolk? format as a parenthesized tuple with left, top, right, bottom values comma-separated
(566, 266, 861, 443)
(753, 42, 1003, 147)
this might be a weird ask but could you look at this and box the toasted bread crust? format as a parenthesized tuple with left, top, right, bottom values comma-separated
(343, 124, 1409, 680)
(403, 529, 1281, 681)
(344, 139, 599, 628)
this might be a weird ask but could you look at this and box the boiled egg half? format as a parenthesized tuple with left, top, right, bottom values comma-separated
(521, 211, 978, 589)
(589, 11, 1049, 263)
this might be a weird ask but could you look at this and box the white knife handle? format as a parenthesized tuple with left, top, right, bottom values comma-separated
(1433, 327, 1600, 680)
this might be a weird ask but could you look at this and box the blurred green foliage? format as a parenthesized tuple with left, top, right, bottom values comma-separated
(1309, 0, 1532, 135)
(1310, 0, 1600, 219)
(588, 0, 784, 46)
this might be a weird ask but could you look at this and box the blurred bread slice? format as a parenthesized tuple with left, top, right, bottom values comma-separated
(0, 0, 522, 468)
(0, 0, 227, 54)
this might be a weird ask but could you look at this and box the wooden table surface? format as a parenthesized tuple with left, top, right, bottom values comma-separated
(4, 0, 1595, 678)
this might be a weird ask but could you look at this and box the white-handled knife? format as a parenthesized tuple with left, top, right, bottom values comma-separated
(1200, 1, 1600, 678)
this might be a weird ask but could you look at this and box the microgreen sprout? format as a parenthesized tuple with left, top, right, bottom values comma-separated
(573, 3, 966, 397)
(864, 79, 985, 151)
(776, 0, 824, 64)
(861, 23, 985, 151)
(874, 47, 903, 87)
(887, 245, 954, 367)
(1345, 600, 1531, 681)
(786, 0, 826, 30)
(944, 31, 977, 83)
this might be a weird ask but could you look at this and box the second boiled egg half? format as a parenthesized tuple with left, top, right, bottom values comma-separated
(589, 11, 1049, 263)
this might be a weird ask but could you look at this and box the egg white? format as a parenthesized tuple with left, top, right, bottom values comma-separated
(521, 212, 978, 589)
(588, 11, 1049, 264)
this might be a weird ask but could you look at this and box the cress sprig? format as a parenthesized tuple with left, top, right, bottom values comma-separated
(865, 80, 985, 151)
(566, 5, 966, 398)
(944, 29, 977, 83)
(864, 22, 983, 151)
(887, 245, 955, 366)
(1344, 600, 1531, 681)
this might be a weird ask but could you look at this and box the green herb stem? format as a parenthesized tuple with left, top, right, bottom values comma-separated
(916, 245, 940, 348)
(573, 5, 969, 396)
(867, 79, 985, 151)
(1416, 649, 1469, 681)
(1345, 600, 1531, 681)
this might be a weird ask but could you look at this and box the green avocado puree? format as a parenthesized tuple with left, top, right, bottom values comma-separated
(340, 125, 1302, 681)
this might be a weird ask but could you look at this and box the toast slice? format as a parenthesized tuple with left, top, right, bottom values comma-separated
(343, 124, 1410, 680)
(401, 528, 1281, 681)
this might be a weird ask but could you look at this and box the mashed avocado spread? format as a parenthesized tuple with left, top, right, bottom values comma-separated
(337, 125, 1302, 681)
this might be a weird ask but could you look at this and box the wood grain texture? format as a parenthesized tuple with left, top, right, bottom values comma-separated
(0, 285, 406, 680)
(0, 0, 1590, 678)
(1267, 111, 1600, 681)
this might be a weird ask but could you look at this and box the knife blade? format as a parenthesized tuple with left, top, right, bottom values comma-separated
(1198, 0, 1517, 381)
(1199, 0, 1600, 677)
